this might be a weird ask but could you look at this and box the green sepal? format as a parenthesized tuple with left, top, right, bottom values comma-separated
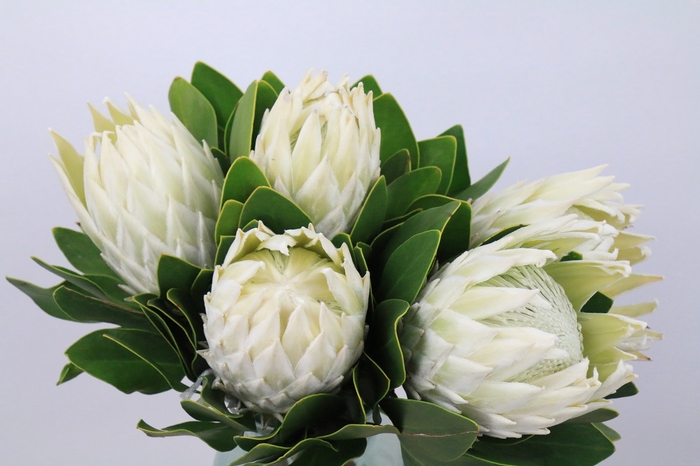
(373, 93, 418, 166)
(606, 381, 638, 399)
(418, 136, 456, 195)
(366, 299, 410, 388)
(261, 70, 285, 94)
(581, 292, 614, 314)
(239, 187, 313, 234)
(168, 77, 218, 149)
(57, 362, 83, 385)
(407, 195, 471, 262)
(215, 200, 244, 242)
(7, 278, 73, 321)
(453, 158, 509, 202)
(52, 227, 119, 278)
(440, 125, 470, 194)
(381, 149, 411, 184)
(65, 328, 186, 394)
(381, 398, 478, 465)
(350, 175, 387, 245)
(227, 80, 278, 160)
(386, 167, 442, 220)
(219, 155, 271, 208)
(352, 75, 382, 97)
(191, 62, 243, 133)
(137, 419, 239, 452)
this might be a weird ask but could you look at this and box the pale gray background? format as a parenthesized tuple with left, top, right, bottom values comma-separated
(1, 1, 697, 464)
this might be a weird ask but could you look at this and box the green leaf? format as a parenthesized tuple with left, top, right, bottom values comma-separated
(418, 136, 456, 195)
(440, 125, 470, 194)
(191, 62, 243, 130)
(211, 146, 231, 173)
(468, 422, 615, 466)
(233, 438, 333, 466)
(593, 423, 621, 443)
(374, 93, 418, 166)
(66, 328, 186, 394)
(239, 187, 312, 234)
(350, 176, 388, 245)
(156, 255, 202, 299)
(565, 408, 619, 424)
(31, 257, 109, 300)
(454, 158, 509, 202)
(378, 230, 441, 303)
(227, 80, 277, 160)
(7, 278, 73, 320)
(382, 398, 478, 464)
(53, 286, 152, 330)
(57, 362, 83, 385)
(168, 77, 218, 148)
(216, 236, 236, 266)
(292, 438, 368, 466)
(352, 75, 382, 97)
(220, 156, 270, 208)
(138, 419, 239, 452)
(480, 225, 524, 247)
(581, 292, 614, 314)
(407, 195, 471, 261)
(606, 381, 638, 399)
(366, 299, 410, 388)
(353, 355, 390, 412)
(261, 70, 285, 94)
(332, 232, 353, 250)
(386, 167, 442, 220)
(381, 149, 411, 185)
(215, 200, 244, 242)
(52, 227, 119, 278)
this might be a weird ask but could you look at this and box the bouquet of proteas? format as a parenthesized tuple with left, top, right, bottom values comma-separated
(10, 62, 661, 465)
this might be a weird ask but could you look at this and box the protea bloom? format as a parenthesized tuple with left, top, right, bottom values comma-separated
(250, 71, 381, 238)
(400, 218, 660, 438)
(200, 222, 370, 414)
(49, 97, 224, 294)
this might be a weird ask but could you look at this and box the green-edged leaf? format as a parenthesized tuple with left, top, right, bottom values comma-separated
(353, 355, 390, 413)
(228, 80, 278, 160)
(57, 362, 83, 385)
(386, 167, 442, 220)
(292, 438, 368, 466)
(441, 125, 470, 194)
(468, 422, 615, 466)
(216, 236, 236, 265)
(191, 62, 243, 130)
(7, 278, 73, 320)
(332, 232, 352, 250)
(378, 230, 441, 303)
(606, 381, 638, 399)
(138, 420, 239, 452)
(220, 156, 270, 208)
(565, 408, 619, 424)
(581, 292, 614, 314)
(367, 299, 410, 388)
(211, 146, 231, 173)
(352, 75, 382, 97)
(53, 286, 152, 330)
(593, 423, 621, 443)
(216, 200, 244, 242)
(53, 227, 119, 278)
(374, 93, 418, 166)
(481, 225, 524, 247)
(168, 77, 218, 148)
(66, 328, 186, 394)
(418, 136, 456, 195)
(156, 255, 202, 298)
(181, 400, 254, 432)
(407, 195, 471, 261)
(381, 149, 411, 184)
(239, 187, 312, 233)
(31, 257, 108, 300)
(233, 438, 333, 466)
(350, 176, 387, 245)
(353, 244, 370, 276)
(261, 70, 285, 94)
(382, 398, 478, 464)
(454, 158, 509, 202)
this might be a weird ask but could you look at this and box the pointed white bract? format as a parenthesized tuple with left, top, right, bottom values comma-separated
(250, 71, 381, 238)
(49, 97, 224, 294)
(200, 222, 370, 414)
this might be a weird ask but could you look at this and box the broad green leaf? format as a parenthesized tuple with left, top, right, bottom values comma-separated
(261, 70, 285, 94)
(168, 77, 218, 148)
(581, 292, 614, 314)
(352, 75, 383, 97)
(382, 398, 478, 464)
(440, 125, 470, 194)
(220, 156, 270, 208)
(191, 62, 243, 130)
(454, 158, 509, 202)
(593, 423, 621, 443)
(66, 328, 185, 394)
(565, 408, 619, 424)
(407, 195, 471, 261)
(181, 400, 254, 432)
(31, 257, 108, 300)
(198, 373, 257, 431)
(233, 438, 333, 466)
(292, 438, 367, 466)
(215, 200, 244, 242)
(350, 176, 388, 245)
(374, 93, 418, 166)
(353, 355, 390, 413)
(366, 299, 410, 388)
(156, 255, 202, 299)
(138, 420, 239, 452)
(53, 286, 152, 330)
(418, 136, 456, 195)
(7, 278, 73, 321)
(381, 149, 411, 184)
(386, 167, 442, 220)
(216, 236, 236, 266)
(57, 362, 83, 385)
(606, 381, 638, 399)
(378, 230, 441, 303)
(332, 232, 352, 250)
(228, 80, 278, 160)
(53, 227, 119, 278)
(239, 187, 312, 234)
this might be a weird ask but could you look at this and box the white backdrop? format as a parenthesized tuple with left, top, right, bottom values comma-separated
(1, 1, 698, 464)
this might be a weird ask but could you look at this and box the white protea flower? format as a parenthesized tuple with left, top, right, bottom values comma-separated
(49, 97, 224, 294)
(401, 220, 660, 439)
(250, 71, 381, 238)
(200, 222, 370, 415)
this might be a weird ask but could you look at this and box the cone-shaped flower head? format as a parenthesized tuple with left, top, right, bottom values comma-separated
(201, 222, 370, 414)
(401, 219, 659, 439)
(49, 98, 224, 294)
(250, 71, 381, 238)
